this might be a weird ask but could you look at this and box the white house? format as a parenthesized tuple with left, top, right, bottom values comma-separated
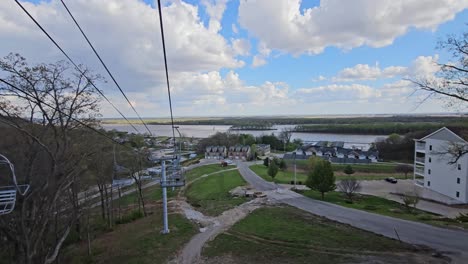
(414, 127, 468, 203)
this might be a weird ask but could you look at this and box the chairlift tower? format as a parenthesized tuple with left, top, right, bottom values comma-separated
(155, 155, 185, 234)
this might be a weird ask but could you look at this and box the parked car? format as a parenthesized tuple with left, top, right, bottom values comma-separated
(224, 159, 233, 164)
(385, 177, 398, 184)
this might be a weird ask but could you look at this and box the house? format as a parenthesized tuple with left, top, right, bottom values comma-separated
(414, 127, 468, 203)
(205, 146, 227, 160)
(256, 144, 271, 156)
(228, 145, 251, 160)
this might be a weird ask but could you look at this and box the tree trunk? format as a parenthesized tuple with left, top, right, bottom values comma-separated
(98, 185, 106, 220)
(321, 192, 325, 200)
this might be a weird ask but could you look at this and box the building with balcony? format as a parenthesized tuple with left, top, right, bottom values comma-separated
(414, 127, 468, 204)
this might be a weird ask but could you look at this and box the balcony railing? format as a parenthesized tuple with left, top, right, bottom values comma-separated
(415, 167, 425, 175)
(415, 142, 426, 151)
(415, 157, 425, 164)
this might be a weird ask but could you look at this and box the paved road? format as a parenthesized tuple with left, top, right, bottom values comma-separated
(237, 162, 468, 262)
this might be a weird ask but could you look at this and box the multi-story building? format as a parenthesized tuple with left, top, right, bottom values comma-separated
(228, 145, 251, 160)
(414, 127, 468, 203)
(205, 146, 227, 160)
(256, 144, 271, 156)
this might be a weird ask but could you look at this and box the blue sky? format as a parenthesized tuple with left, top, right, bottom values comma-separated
(2, 0, 468, 117)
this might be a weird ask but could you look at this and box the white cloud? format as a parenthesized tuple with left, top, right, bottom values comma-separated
(333, 63, 406, 82)
(296, 84, 382, 101)
(232, 23, 238, 34)
(332, 55, 439, 82)
(252, 55, 267, 67)
(201, 0, 229, 32)
(231, 38, 251, 56)
(0, 0, 244, 91)
(239, 0, 468, 55)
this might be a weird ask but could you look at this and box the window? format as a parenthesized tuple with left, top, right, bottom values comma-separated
(456, 192, 460, 198)
(458, 164, 461, 170)
(427, 181, 431, 186)
(428, 169, 431, 175)
(429, 145, 432, 151)
(428, 157, 431, 163)
(457, 178, 461, 184)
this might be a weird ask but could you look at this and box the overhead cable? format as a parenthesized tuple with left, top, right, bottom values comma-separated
(13, 0, 140, 134)
(59, 0, 153, 136)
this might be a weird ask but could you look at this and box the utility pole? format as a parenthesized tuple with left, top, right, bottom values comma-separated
(293, 152, 297, 190)
(161, 160, 169, 234)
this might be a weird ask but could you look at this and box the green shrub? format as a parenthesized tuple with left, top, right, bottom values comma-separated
(416, 214, 433, 221)
(363, 205, 378, 211)
(116, 210, 144, 225)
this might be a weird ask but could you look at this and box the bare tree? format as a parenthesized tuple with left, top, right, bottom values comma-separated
(409, 29, 467, 107)
(337, 178, 361, 202)
(278, 128, 293, 144)
(395, 164, 413, 179)
(0, 53, 102, 264)
(401, 190, 421, 213)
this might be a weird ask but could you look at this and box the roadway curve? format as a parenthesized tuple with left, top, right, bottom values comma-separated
(237, 161, 468, 262)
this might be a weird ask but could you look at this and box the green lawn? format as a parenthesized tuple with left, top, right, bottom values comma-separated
(64, 213, 197, 264)
(115, 184, 177, 208)
(185, 170, 248, 216)
(290, 160, 400, 173)
(185, 164, 236, 182)
(300, 190, 468, 229)
(250, 164, 407, 184)
(202, 207, 433, 264)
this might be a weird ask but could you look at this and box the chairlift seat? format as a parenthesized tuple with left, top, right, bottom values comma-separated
(0, 186, 17, 215)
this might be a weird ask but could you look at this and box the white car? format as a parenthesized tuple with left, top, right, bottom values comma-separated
(224, 159, 233, 164)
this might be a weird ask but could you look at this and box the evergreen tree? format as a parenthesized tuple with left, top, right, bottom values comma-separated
(267, 161, 279, 180)
(343, 165, 355, 176)
(306, 160, 336, 199)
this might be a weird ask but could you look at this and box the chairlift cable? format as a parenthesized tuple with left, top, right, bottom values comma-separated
(13, 0, 141, 134)
(59, 0, 153, 136)
(156, 0, 177, 154)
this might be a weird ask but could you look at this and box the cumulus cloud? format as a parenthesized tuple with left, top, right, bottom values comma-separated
(332, 55, 439, 82)
(252, 55, 267, 67)
(296, 84, 382, 102)
(239, 0, 468, 55)
(231, 38, 251, 56)
(0, 0, 244, 90)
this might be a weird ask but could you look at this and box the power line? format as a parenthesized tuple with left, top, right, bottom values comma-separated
(13, 0, 140, 134)
(59, 0, 153, 136)
(156, 0, 176, 152)
(0, 77, 135, 151)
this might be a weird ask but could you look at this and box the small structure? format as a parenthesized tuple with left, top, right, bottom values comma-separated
(228, 145, 251, 160)
(414, 127, 468, 204)
(205, 146, 227, 160)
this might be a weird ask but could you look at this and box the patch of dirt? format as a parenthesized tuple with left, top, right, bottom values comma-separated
(169, 197, 273, 264)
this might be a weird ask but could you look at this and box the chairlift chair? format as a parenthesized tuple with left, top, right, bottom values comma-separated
(160, 156, 185, 188)
(0, 154, 30, 215)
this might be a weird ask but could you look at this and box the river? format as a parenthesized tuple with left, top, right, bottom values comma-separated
(102, 124, 386, 147)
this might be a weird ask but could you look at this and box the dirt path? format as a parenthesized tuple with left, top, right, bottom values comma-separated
(169, 197, 269, 264)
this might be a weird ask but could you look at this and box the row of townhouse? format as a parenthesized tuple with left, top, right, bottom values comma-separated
(296, 145, 379, 162)
(205, 145, 254, 160)
(414, 127, 468, 204)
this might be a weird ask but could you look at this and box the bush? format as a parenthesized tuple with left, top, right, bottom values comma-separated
(116, 210, 144, 225)
(416, 214, 433, 221)
(363, 205, 378, 211)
